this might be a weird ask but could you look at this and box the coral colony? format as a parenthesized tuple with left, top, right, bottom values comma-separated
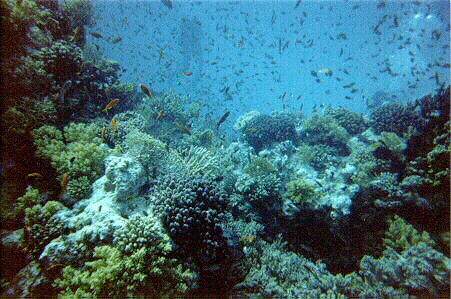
(1, 0, 450, 298)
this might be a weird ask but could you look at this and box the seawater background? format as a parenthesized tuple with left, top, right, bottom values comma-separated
(88, 0, 450, 123)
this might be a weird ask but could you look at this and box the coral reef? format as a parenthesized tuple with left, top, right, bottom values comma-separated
(370, 102, 424, 135)
(150, 175, 245, 294)
(55, 214, 194, 298)
(166, 145, 220, 178)
(235, 112, 298, 153)
(32, 123, 108, 202)
(123, 129, 168, 170)
(284, 178, 317, 208)
(299, 114, 350, 155)
(324, 107, 369, 135)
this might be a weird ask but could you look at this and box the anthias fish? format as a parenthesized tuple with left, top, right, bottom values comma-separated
(112, 37, 122, 44)
(140, 84, 152, 98)
(103, 98, 119, 113)
(217, 111, 230, 129)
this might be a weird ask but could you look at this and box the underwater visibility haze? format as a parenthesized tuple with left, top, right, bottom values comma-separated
(0, 0, 450, 297)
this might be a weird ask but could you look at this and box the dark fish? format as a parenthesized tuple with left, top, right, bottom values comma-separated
(89, 32, 102, 38)
(217, 111, 230, 129)
(294, 0, 302, 9)
(161, 0, 172, 8)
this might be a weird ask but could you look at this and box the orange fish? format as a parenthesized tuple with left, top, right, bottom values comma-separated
(61, 173, 69, 195)
(111, 119, 117, 136)
(183, 71, 193, 76)
(102, 98, 119, 113)
(156, 110, 164, 119)
(101, 125, 106, 142)
(175, 122, 192, 135)
(139, 84, 151, 98)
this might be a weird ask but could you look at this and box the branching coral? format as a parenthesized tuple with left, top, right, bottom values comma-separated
(23, 200, 66, 258)
(284, 179, 317, 208)
(324, 107, 369, 135)
(32, 123, 108, 201)
(370, 102, 424, 135)
(123, 129, 168, 169)
(55, 214, 194, 298)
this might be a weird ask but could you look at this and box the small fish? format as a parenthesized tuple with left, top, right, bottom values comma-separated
(60, 173, 69, 195)
(182, 71, 193, 76)
(111, 37, 122, 44)
(294, 0, 302, 9)
(69, 27, 80, 42)
(111, 119, 117, 136)
(315, 180, 323, 187)
(318, 67, 333, 76)
(102, 98, 119, 113)
(101, 126, 106, 143)
(58, 80, 72, 103)
(175, 122, 191, 135)
(89, 31, 102, 38)
(139, 84, 152, 98)
(217, 111, 230, 129)
(98, 205, 102, 212)
(161, 0, 172, 8)
(156, 110, 164, 119)
(343, 82, 355, 88)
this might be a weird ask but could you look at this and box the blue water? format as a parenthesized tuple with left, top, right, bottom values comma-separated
(89, 0, 449, 122)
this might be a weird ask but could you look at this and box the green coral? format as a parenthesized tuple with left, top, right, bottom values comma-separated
(301, 114, 350, 148)
(23, 200, 65, 258)
(55, 215, 194, 298)
(383, 215, 436, 253)
(124, 129, 168, 169)
(324, 107, 369, 135)
(285, 179, 317, 206)
(32, 123, 108, 200)
(16, 186, 43, 215)
(243, 157, 276, 177)
(167, 145, 220, 178)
